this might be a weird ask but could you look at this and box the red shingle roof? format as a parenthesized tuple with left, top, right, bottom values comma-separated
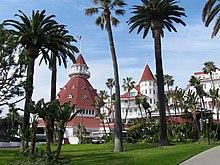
(38, 116, 102, 128)
(66, 116, 101, 127)
(76, 54, 88, 67)
(57, 76, 97, 109)
(121, 84, 140, 99)
(140, 65, 155, 82)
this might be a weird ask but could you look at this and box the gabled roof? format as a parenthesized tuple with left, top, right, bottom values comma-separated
(140, 65, 155, 82)
(121, 84, 140, 99)
(76, 54, 88, 67)
(57, 76, 97, 109)
(194, 68, 220, 75)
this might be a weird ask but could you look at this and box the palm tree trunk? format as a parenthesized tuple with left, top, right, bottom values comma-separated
(21, 54, 36, 153)
(31, 118, 37, 155)
(138, 105, 143, 118)
(153, 29, 169, 146)
(54, 121, 65, 161)
(124, 93, 130, 124)
(45, 121, 52, 157)
(54, 130, 64, 161)
(105, 12, 123, 152)
(102, 118, 107, 135)
(216, 100, 219, 140)
(110, 88, 114, 123)
(50, 53, 57, 143)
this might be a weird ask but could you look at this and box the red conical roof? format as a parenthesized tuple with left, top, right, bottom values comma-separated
(140, 65, 155, 82)
(76, 54, 88, 67)
(57, 76, 97, 109)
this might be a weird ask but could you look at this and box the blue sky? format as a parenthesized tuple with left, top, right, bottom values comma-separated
(1, 0, 220, 112)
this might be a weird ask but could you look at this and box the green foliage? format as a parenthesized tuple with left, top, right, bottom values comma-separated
(127, 119, 160, 143)
(0, 26, 25, 107)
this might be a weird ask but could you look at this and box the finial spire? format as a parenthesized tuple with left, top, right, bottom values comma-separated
(77, 36, 83, 53)
(146, 53, 149, 64)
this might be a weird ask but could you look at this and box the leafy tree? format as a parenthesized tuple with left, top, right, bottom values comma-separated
(122, 77, 135, 123)
(203, 61, 217, 88)
(85, 0, 127, 152)
(128, 0, 186, 146)
(202, 0, 220, 38)
(4, 10, 74, 152)
(0, 26, 25, 107)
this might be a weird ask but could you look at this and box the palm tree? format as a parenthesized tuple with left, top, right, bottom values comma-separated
(185, 90, 200, 137)
(128, 0, 186, 146)
(29, 99, 55, 158)
(106, 78, 115, 121)
(92, 90, 109, 135)
(85, 0, 127, 152)
(4, 10, 72, 152)
(48, 28, 79, 143)
(210, 87, 220, 140)
(189, 76, 207, 133)
(164, 74, 174, 92)
(53, 101, 81, 161)
(122, 77, 135, 124)
(135, 95, 144, 118)
(203, 61, 217, 88)
(141, 96, 151, 119)
(202, 0, 220, 38)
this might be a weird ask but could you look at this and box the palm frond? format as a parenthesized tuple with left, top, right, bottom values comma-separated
(202, 0, 217, 22)
(111, 16, 120, 27)
(85, 7, 99, 16)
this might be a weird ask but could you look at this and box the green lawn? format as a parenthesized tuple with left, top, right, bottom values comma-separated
(0, 142, 218, 165)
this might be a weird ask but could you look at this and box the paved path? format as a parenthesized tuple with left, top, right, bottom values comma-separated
(180, 145, 220, 165)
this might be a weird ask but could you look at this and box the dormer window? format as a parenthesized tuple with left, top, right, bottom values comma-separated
(81, 86, 86, 89)
(63, 86, 67, 90)
(71, 85, 76, 89)
(82, 95, 88, 99)
(67, 94, 73, 98)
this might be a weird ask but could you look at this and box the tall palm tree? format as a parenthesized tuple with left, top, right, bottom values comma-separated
(210, 87, 220, 140)
(122, 77, 135, 124)
(128, 0, 186, 146)
(85, 0, 127, 152)
(185, 90, 200, 135)
(164, 74, 174, 92)
(4, 10, 72, 152)
(203, 61, 217, 88)
(202, 0, 220, 38)
(48, 28, 79, 143)
(106, 78, 115, 121)
(189, 76, 207, 132)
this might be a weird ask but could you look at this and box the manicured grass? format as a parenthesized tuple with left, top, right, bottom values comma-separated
(0, 142, 218, 165)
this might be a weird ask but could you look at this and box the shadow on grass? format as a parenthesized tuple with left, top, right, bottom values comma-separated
(64, 151, 131, 165)
(0, 149, 22, 164)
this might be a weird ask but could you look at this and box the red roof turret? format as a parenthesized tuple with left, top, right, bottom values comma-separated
(140, 65, 155, 82)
